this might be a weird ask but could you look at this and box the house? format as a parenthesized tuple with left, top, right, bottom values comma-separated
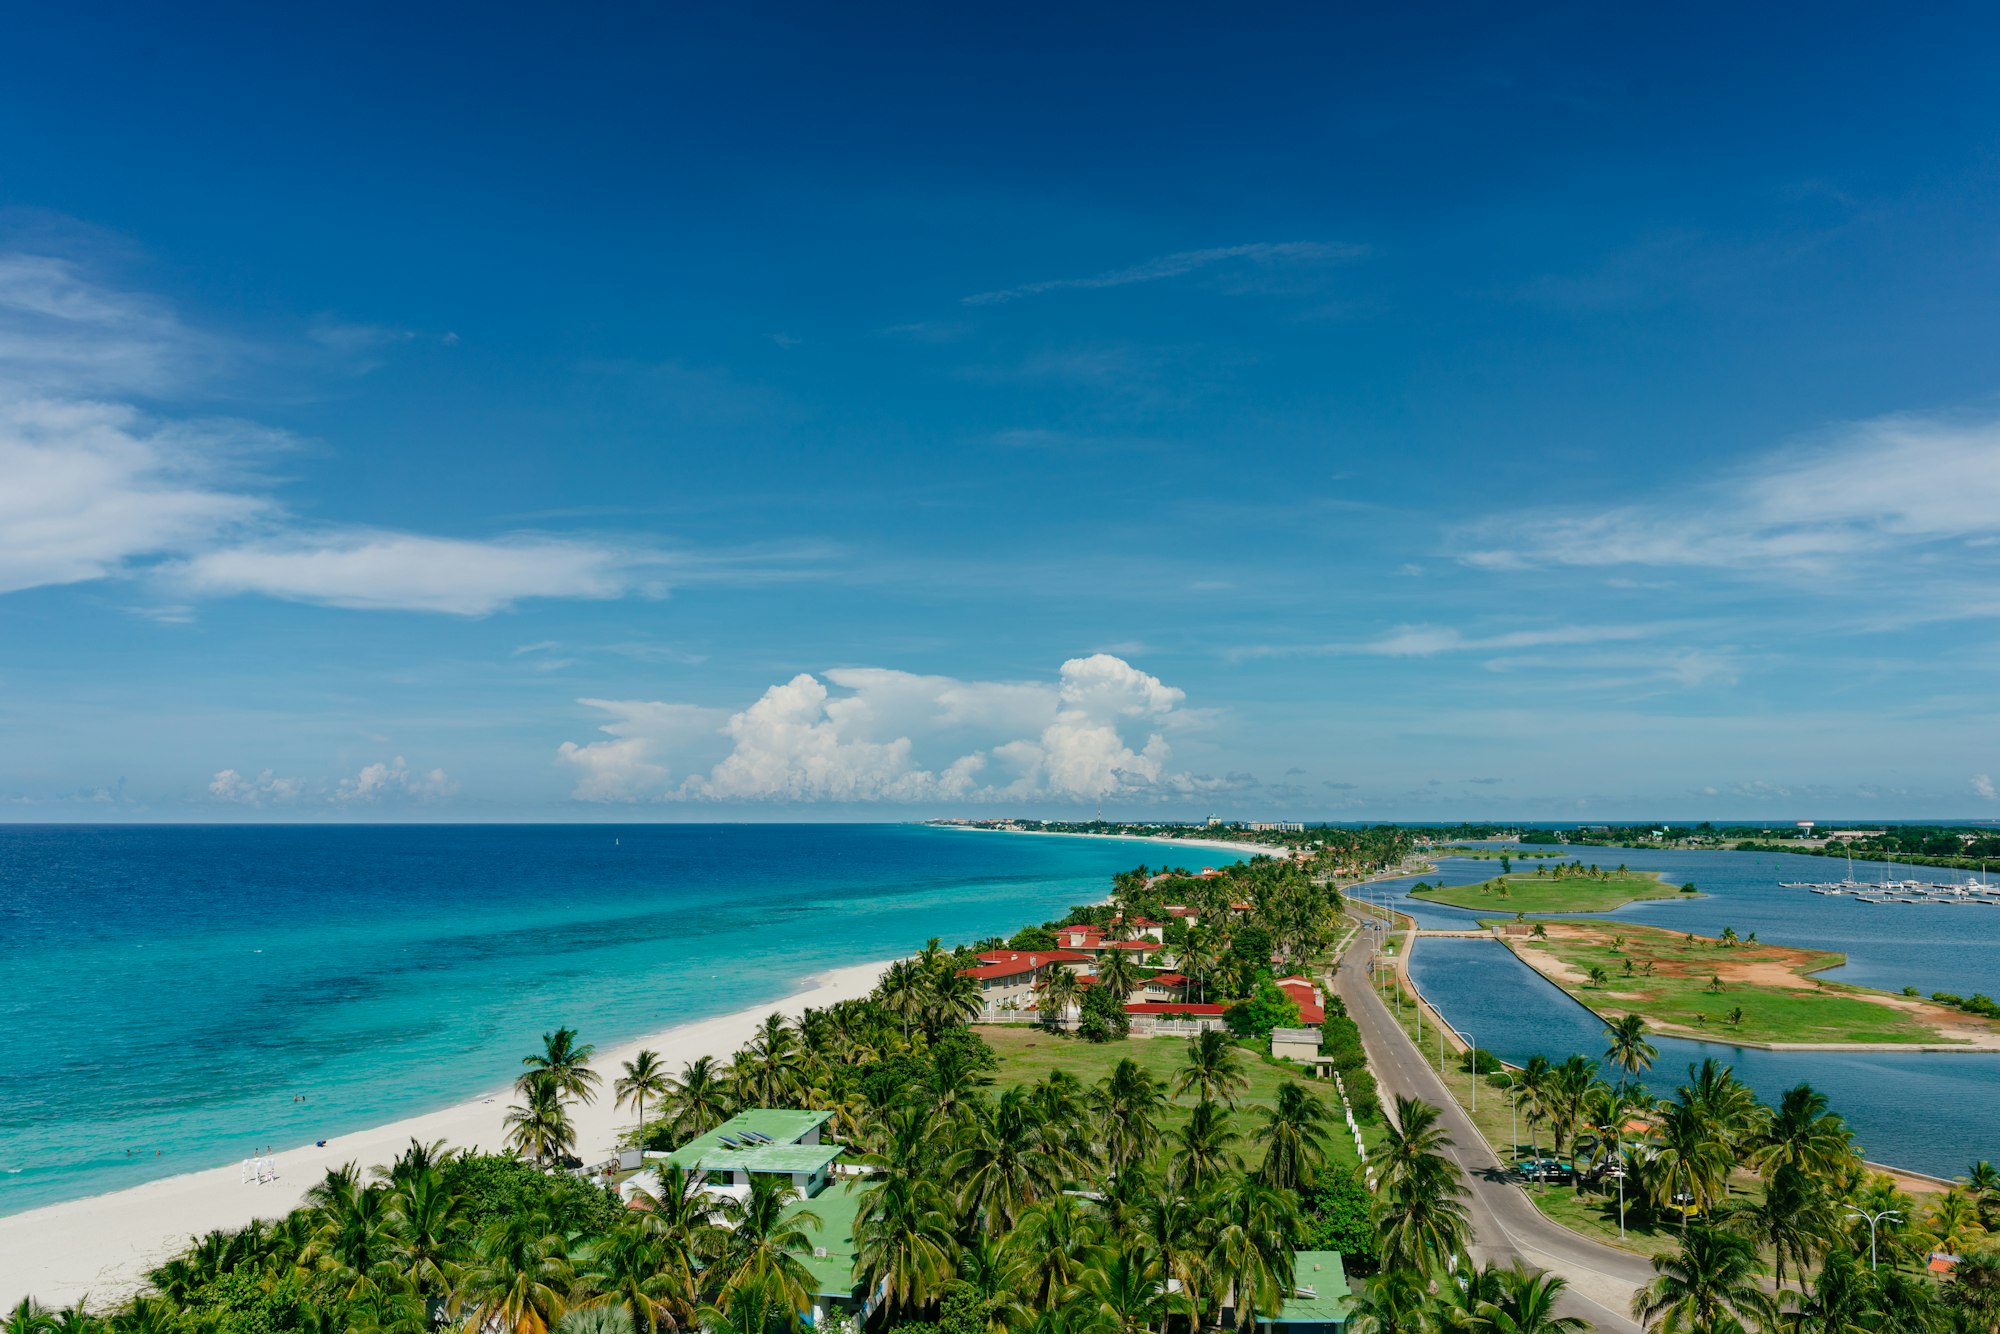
(1054, 924, 1105, 949)
(626, 1108, 840, 1205)
(1271, 1027, 1336, 1074)
(960, 949, 1092, 1008)
(787, 1180, 887, 1327)
(1139, 971, 1191, 1002)
(1110, 914, 1166, 942)
(1253, 1251, 1353, 1333)
(1098, 938, 1165, 962)
(1275, 975, 1326, 1025)
(1123, 1000, 1230, 1034)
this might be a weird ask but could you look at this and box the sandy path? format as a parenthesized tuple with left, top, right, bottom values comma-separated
(0, 960, 892, 1311)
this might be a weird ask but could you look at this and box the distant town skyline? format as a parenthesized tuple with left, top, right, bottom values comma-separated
(5, 5, 2000, 820)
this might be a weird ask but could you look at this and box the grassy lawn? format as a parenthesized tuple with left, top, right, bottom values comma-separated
(1412, 871, 1686, 913)
(1486, 920, 1991, 1046)
(974, 1024, 1383, 1173)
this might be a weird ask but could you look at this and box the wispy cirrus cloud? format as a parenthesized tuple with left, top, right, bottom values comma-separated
(1461, 411, 2000, 582)
(963, 241, 1364, 305)
(0, 241, 820, 617)
(1231, 622, 1664, 661)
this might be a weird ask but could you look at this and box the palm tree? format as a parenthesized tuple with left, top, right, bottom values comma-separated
(1783, 1246, 1877, 1334)
(880, 959, 926, 1041)
(734, 1015, 803, 1109)
(951, 1086, 1080, 1233)
(1171, 1099, 1242, 1194)
(1255, 1082, 1330, 1193)
(926, 966, 985, 1035)
(1203, 1175, 1295, 1333)
(1604, 1015, 1658, 1093)
(1138, 1186, 1209, 1318)
(1646, 1100, 1732, 1233)
(1008, 1194, 1106, 1314)
(713, 1176, 819, 1315)
(1095, 946, 1145, 1003)
(579, 1220, 696, 1334)
(615, 1049, 671, 1146)
(505, 1073, 577, 1167)
(1970, 1159, 2000, 1232)
(855, 1170, 956, 1320)
(1722, 1163, 1833, 1291)
(301, 1165, 402, 1300)
(664, 1055, 732, 1142)
(1344, 1270, 1431, 1334)
(1377, 1162, 1471, 1274)
(1512, 1055, 1553, 1161)
(1076, 1247, 1176, 1334)
(1039, 965, 1083, 1031)
(386, 1165, 468, 1302)
(1755, 1083, 1854, 1184)
(1093, 1059, 1167, 1179)
(456, 1215, 579, 1334)
(694, 1275, 795, 1334)
(1175, 1030, 1249, 1106)
(519, 1027, 602, 1106)
(1376, 1094, 1456, 1195)
(1629, 1226, 1777, 1334)
(1478, 1264, 1590, 1333)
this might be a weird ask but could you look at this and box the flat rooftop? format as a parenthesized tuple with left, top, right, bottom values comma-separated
(663, 1108, 839, 1176)
(1268, 1251, 1352, 1324)
(787, 1178, 863, 1298)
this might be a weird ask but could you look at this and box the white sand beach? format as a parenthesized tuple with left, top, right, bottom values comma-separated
(0, 959, 893, 1311)
(935, 824, 1277, 862)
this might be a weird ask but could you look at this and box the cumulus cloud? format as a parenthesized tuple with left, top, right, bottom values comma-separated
(557, 654, 1204, 804)
(1976, 774, 1997, 802)
(334, 756, 456, 803)
(1462, 412, 2000, 578)
(209, 768, 304, 804)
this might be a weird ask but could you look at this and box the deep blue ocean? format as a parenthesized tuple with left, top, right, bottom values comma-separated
(0, 824, 1163, 1216)
(1380, 847, 2000, 1177)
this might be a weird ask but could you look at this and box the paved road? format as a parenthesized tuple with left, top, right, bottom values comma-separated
(1335, 929, 1655, 1332)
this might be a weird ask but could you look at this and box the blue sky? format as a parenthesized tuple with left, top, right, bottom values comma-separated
(4, 3, 2000, 821)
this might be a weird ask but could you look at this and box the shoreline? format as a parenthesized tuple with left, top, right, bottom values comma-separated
(0, 959, 894, 1311)
(929, 824, 1279, 861)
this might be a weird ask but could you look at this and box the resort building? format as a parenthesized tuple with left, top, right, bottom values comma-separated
(1138, 971, 1191, 1002)
(960, 949, 1093, 1009)
(1108, 914, 1165, 942)
(624, 1108, 840, 1205)
(1123, 1000, 1229, 1033)
(1275, 975, 1326, 1025)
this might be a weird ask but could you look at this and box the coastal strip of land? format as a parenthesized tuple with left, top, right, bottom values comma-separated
(1411, 867, 1690, 913)
(1489, 919, 2000, 1049)
(0, 960, 893, 1312)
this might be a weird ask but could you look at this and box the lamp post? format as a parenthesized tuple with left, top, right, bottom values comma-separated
(1847, 1207, 1902, 1271)
(1463, 1031, 1476, 1114)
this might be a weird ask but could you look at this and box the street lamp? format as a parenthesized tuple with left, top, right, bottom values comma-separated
(1847, 1207, 1902, 1271)
(1463, 1031, 1476, 1114)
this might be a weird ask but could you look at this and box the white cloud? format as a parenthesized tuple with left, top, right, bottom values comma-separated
(334, 756, 456, 803)
(1976, 774, 1997, 802)
(171, 533, 650, 615)
(208, 768, 304, 804)
(0, 395, 271, 594)
(1233, 622, 1662, 660)
(963, 241, 1363, 305)
(557, 654, 1200, 804)
(0, 247, 745, 616)
(1463, 411, 2000, 577)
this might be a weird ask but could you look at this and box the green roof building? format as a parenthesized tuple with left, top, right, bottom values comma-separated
(1256, 1251, 1353, 1333)
(785, 1179, 884, 1327)
(633, 1108, 842, 1202)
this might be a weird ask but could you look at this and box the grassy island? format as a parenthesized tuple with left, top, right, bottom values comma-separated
(1490, 918, 2000, 1047)
(1411, 865, 1686, 913)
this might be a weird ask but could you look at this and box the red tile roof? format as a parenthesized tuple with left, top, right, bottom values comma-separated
(1276, 977, 1325, 1024)
(1147, 972, 1189, 987)
(1124, 1002, 1228, 1015)
(1100, 939, 1159, 952)
(961, 950, 1091, 980)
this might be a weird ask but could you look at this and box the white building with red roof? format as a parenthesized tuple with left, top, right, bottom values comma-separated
(960, 949, 1092, 1010)
(1274, 975, 1326, 1025)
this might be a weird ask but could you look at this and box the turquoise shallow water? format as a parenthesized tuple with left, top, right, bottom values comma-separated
(0, 823, 1164, 1215)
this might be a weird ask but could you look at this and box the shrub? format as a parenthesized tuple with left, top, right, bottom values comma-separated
(1297, 1165, 1378, 1267)
(1076, 986, 1129, 1042)
(1458, 1047, 1503, 1075)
